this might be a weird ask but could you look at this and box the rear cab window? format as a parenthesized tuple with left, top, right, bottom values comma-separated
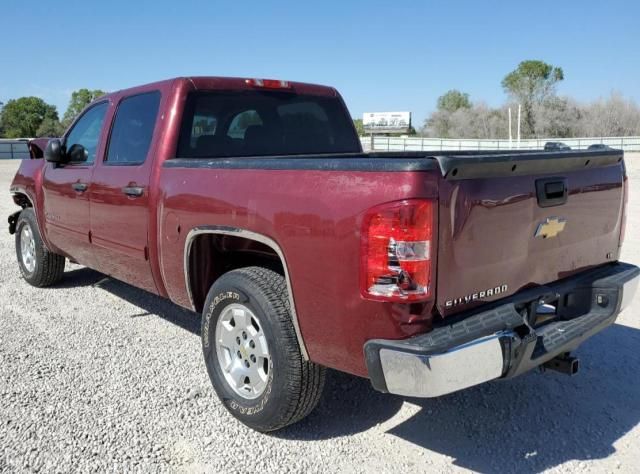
(176, 91, 360, 158)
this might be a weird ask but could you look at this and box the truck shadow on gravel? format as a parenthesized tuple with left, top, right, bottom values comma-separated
(53, 267, 201, 335)
(280, 323, 640, 473)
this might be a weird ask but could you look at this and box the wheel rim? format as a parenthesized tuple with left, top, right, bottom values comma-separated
(214, 303, 271, 400)
(20, 224, 36, 273)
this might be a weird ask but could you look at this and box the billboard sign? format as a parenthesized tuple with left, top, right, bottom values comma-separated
(363, 111, 411, 133)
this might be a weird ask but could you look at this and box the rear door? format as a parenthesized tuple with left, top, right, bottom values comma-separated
(89, 91, 162, 293)
(435, 152, 625, 316)
(41, 101, 109, 265)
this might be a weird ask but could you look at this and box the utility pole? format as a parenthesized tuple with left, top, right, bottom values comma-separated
(508, 108, 512, 148)
(517, 104, 521, 149)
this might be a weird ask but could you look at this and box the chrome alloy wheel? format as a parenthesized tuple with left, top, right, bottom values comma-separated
(215, 303, 271, 399)
(20, 224, 36, 273)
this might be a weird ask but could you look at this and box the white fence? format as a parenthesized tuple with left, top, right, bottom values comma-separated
(360, 136, 640, 152)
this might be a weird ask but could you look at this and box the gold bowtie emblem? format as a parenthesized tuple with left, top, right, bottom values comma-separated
(535, 217, 567, 239)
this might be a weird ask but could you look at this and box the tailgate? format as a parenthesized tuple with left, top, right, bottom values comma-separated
(434, 150, 625, 316)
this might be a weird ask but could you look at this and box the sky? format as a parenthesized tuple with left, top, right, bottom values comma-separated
(1, 0, 639, 126)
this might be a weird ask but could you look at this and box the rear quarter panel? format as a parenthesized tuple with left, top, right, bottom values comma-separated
(157, 165, 439, 376)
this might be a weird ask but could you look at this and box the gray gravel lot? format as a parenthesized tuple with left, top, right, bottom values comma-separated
(1, 156, 640, 473)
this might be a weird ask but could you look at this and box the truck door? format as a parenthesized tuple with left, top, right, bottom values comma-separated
(89, 91, 162, 294)
(41, 101, 110, 267)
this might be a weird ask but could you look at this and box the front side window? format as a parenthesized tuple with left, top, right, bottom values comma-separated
(106, 91, 161, 165)
(65, 102, 108, 164)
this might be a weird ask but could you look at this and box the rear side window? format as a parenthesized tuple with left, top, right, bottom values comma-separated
(106, 91, 161, 165)
(176, 91, 360, 158)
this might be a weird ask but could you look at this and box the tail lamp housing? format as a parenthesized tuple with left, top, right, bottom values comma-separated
(361, 199, 434, 302)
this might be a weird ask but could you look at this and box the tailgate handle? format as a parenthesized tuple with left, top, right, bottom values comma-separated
(536, 177, 568, 208)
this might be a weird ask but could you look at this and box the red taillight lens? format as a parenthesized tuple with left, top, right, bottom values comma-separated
(361, 200, 434, 302)
(244, 78, 291, 89)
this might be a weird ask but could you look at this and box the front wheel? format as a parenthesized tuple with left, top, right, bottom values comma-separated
(201, 266, 326, 432)
(15, 208, 65, 287)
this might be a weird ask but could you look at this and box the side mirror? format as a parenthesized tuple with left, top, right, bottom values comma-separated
(45, 139, 65, 164)
(67, 143, 89, 163)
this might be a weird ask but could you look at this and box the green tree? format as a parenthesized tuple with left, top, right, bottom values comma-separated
(0, 97, 60, 138)
(36, 116, 64, 137)
(502, 60, 564, 137)
(437, 90, 471, 112)
(353, 118, 364, 135)
(62, 89, 106, 128)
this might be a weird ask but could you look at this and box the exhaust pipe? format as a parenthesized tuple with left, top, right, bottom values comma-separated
(543, 355, 579, 375)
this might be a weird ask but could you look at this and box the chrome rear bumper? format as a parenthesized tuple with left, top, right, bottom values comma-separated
(379, 333, 512, 397)
(365, 262, 639, 398)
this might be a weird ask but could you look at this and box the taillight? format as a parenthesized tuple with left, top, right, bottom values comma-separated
(361, 200, 434, 302)
(620, 175, 628, 246)
(244, 78, 291, 89)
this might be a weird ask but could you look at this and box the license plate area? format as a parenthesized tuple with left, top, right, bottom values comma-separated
(524, 287, 608, 328)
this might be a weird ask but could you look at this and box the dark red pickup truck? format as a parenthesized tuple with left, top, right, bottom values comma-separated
(8, 77, 639, 432)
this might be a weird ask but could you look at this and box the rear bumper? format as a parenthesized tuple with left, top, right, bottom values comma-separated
(364, 262, 640, 398)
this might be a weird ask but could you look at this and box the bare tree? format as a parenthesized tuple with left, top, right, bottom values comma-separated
(578, 93, 640, 137)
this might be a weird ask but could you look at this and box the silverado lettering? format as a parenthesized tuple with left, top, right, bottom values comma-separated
(445, 284, 509, 308)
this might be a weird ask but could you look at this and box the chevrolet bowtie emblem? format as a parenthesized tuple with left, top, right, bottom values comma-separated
(535, 217, 567, 239)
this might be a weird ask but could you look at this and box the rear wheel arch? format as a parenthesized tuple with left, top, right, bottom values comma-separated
(184, 226, 308, 359)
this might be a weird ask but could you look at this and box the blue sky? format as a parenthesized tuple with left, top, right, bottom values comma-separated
(1, 0, 638, 126)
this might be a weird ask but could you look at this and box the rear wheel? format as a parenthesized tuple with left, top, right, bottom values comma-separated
(15, 208, 65, 287)
(201, 266, 326, 432)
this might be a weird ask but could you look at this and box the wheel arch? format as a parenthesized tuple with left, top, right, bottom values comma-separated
(184, 226, 309, 359)
(8, 190, 35, 235)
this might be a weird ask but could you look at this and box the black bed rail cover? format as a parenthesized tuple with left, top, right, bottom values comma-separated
(433, 149, 623, 180)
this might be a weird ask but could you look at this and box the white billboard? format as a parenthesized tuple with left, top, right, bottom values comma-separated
(363, 111, 411, 132)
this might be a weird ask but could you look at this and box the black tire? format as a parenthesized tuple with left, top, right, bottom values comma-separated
(15, 208, 65, 287)
(201, 266, 326, 432)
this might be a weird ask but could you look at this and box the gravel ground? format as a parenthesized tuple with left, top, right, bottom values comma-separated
(1, 155, 639, 473)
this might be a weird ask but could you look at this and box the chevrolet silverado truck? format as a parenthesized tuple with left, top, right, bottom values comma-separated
(8, 77, 639, 432)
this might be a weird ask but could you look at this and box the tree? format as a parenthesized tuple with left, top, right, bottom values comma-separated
(532, 97, 581, 138)
(578, 92, 640, 137)
(423, 103, 508, 139)
(437, 90, 471, 113)
(0, 97, 60, 138)
(423, 90, 473, 137)
(353, 118, 364, 135)
(36, 116, 64, 137)
(502, 60, 564, 137)
(62, 89, 106, 128)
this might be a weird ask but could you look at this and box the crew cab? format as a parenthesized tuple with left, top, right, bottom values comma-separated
(8, 77, 639, 432)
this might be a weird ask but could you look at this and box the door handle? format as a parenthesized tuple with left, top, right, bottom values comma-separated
(535, 177, 568, 208)
(72, 183, 88, 193)
(122, 186, 144, 197)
